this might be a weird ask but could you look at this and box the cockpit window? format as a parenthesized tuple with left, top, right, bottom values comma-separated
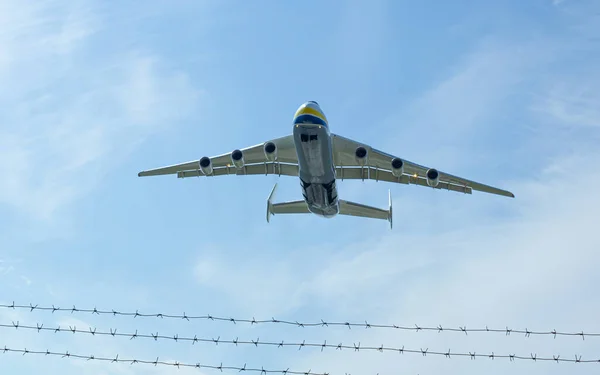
(307, 100, 319, 106)
(300, 134, 318, 142)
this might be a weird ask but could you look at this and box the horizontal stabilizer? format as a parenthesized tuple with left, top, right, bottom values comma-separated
(266, 183, 310, 222)
(338, 190, 393, 229)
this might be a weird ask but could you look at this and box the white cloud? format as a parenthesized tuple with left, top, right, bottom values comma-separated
(0, 0, 203, 225)
(193, 252, 306, 317)
(531, 74, 600, 129)
(20, 276, 32, 286)
(374, 36, 558, 172)
(0, 261, 15, 276)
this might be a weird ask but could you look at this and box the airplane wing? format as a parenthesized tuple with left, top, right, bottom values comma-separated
(331, 134, 514, 198)
(138, 135, 298, 178)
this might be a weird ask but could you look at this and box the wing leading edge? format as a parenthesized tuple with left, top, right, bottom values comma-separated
(331, 134, 514, 198)
(137, 131, 513, 198)
(138, 135, 297, 178)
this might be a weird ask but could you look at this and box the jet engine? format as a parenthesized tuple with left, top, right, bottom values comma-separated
(391, 158, 404, 177)
(199, 156, 213, 175)
(263, 141, 277, 161)
(231, 149, 244, 168)
(355, 146, 368, 166)
(426, 168, 440, 187)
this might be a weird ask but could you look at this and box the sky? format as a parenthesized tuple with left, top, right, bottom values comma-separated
(1, 0, 600, 374)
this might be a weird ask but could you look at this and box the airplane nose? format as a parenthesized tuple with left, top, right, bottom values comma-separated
(293, 101, 328, 127)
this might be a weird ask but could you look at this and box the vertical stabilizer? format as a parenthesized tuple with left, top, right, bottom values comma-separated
(266, 183, 278, 223)
(388, 189, 393, 230)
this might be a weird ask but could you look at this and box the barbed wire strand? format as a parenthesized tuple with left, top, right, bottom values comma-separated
(0, 346, 328, 375)
(1, 322, 598, 364)
(0, 302, 595, 340)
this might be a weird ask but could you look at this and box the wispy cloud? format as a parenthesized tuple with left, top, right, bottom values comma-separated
(531, 72, 600, 129)
(0, 0, 202, 226)
(0, 3, 208, 370)
(376, 37, 561, 171)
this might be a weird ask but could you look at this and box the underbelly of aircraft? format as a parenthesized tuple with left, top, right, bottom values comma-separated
(306, 204, 338, 218)
(293, 124, 339, 217)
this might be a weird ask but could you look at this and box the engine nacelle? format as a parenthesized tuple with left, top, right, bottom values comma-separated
(355, 146, 368, 166)
(263, 141, 277, 161)
(426, 168, 440, 187)
(391, 158, 404, 177)
(199, 156, 213, 175)
(231, 149, 244, 169)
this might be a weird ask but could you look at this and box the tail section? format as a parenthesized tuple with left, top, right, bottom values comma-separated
(266, 183, 311, 223)
(389, 189, 393, 229)
(338, 189, 393, 229)
(266, 183, 278, 223)
(267, 183, 393, 228)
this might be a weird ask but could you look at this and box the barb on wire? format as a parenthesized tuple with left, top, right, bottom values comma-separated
(1, 322, 598, 364)
(0, 346, 328, 374)
(0, 302, 597, 340)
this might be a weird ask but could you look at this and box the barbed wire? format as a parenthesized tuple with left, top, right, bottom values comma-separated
(0, 346, 328, 374)
(1, 302, 597, 340)
(1, 321, 598, 364)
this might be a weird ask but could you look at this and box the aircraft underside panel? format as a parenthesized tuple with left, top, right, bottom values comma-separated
(293, 123, 339, 215)
(270, 200, 310, 215)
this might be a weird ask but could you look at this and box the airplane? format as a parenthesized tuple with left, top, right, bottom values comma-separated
(137, 101, 514, 229)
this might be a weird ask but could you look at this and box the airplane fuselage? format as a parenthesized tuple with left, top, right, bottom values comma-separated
(292, 101, 339, 218)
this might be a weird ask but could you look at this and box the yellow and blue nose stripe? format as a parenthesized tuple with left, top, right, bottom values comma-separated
(293, 103, 328, 127)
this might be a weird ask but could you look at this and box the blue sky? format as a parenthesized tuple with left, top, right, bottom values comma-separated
(1, 0, 600, 374)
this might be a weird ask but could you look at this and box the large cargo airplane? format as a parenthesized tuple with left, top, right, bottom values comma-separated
(138, 101, 514, 228)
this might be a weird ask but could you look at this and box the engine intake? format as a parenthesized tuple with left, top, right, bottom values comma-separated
(263, 141, 277, 161)
(391, 158, 404, 177)
(426, 168, 440, 187)
(199, 156, 213, 175)
(355, 146, 368, 166)
(231, 149, 244, 168)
